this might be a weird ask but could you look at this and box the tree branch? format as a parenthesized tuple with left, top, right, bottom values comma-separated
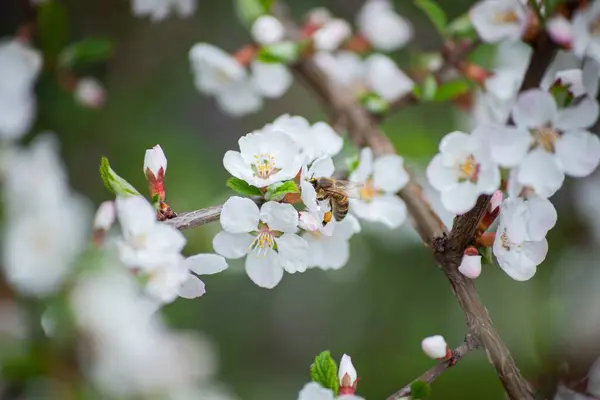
(164, 205, 221, 230)
(386, 335, 479, 400)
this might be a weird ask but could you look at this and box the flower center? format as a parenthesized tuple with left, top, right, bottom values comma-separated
(457, 155, 480, 183)
(500, 230, 522, 251)
(493, 10, 519, 24)
(252, 153, 281, 179)
(359, 178, 379, 201)
(532, 125, 559, 153)
(249, 225, 276, 257)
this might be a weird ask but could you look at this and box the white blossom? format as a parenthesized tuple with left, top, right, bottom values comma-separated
(421, 335, 448, 359)
(313, 19, 352, 52)
(357, 0, 412, 51)
(132, 0, 196, 21)
(426, 129, 500, 214)
(364, 54, 414, 102)
(338, 354, 358, 388)
(223, 129, 303, 187)
(213, 197, 309, 289)
(297, 382, 364, 400)
(0, 39, 42, 141)
(251, 15, 284, 45)
(299, 155, 335, 212)
(458, 254, 482, 279)
(302, 215, 361, 270)
(469, 0, 529, 43)
(74, 77, 106, 109)
(572, 0, 600, 64)
(144, 144, 167, 177)
(250, 61, 292, 99)
(313, 51, 365, 91)
(350, 148, 409, 228)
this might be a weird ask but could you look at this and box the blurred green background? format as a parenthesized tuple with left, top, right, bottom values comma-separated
(3, 0, 599, 399)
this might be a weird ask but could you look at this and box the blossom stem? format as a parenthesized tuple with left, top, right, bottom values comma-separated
(529, 0, 546, 27)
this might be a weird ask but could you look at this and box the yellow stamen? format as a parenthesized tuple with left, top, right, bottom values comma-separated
(493, 10, 519, 24)
(457, 155, 480, 182)
(532, 126, 559, 153)
(359, 178, 379, 201)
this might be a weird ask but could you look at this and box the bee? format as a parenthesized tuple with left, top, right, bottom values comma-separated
(309, 177, 361, 224)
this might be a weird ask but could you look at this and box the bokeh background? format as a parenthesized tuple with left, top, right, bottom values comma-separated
(3, 0, 600, 399)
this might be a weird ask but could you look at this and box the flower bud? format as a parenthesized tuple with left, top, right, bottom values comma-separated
(92, 201, 116, 247)
(421, 335, 450, 360)
(338, 354, 358, 395)
(547, 16, 572, 48)
(74, 77, 106, 109)
(144, 144, 167, 202)
(490, 190, 503, 214)
(458, 253, 482, 279)
(251, 15, 285, 45)
(313, 19, 352, 51)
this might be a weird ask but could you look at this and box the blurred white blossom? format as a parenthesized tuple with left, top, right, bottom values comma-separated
(469, 0, 528, 43)
(357, 0, 412, 52)
(251, 15, 285, 45)
(313, 19, 352, 51)
(297, 382, 364, 400)
(132, 0, 196, 21)
(572, 0, 600, 64)
(74, 77, 106, 109)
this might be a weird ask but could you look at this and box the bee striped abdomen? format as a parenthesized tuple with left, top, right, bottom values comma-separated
(331, 194, 349, 221)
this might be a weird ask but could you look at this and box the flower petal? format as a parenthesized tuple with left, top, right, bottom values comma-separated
(309, 156, 335, 178)
(517, 149, 565, 198)
(555, 129, 600, 177)
(526, 196, 557, 241)
(260, 201, 299, 233)
(486, 125, 532, 168)
(245, 250, 283, 289)
(115, 196, 156, 239)
(297, 382, 335, 400)
(222, 151, 248, 181)
(277, 233, 309, 273)
(368, 194, 407, 228)
(426, 154, 456, 191)
(220, 196, 260, 233)
(184, 253, 228, 276)
(251, 61, 292, 99)
(309, 123, 344, 160)
(439, 131, 472, 161)
(215, 81, 263, 117)
(350, 147, 374, 184)
(373, 155, 409, 193)
(177, 274, 206, 299)
(212, 231, 253, 259)
(555, 96, 600, 130)
(511, 89, 558, 129)
(440, 182, 480, 215)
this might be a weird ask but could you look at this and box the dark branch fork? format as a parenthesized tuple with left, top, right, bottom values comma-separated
(165, 5, 568, 399)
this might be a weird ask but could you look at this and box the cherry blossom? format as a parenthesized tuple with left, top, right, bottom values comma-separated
(572, 0, 600, 64)
(299, 155, 335, 212)
(249, 61, 293, 99)
(131, 0, 196, 21)
(223, 129, 303, 187)
(350, 148, 409, 228)
(488, 89, 600, 198)
(493, 198, 549, 281)
(458, 254, 482, 279)
(364, 54, 414, 102)
(313, 19, 352, 51)
(313, 51, 365, 92)
(469, 0, 528, 43)
(302, 215, 361, 270)
(338, 354, 358, 395)
(297, 382, 364, 400)
(74, 77, 106, 109)
(356, 0, 412, 52)
(426, 129, 500, 214)
(0, 38, 42, 141)
(421, 335, 449, 359)
(251, 15, 285, 45)
(213, 197, 309, 288)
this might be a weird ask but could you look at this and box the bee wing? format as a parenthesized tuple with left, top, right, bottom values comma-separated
(331, 180, 362, 199)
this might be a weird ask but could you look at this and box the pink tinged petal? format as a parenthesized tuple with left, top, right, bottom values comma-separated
(244, 249, 284, 289)
(183, 253, 228, 275)
(212, 231, 254, 259)
(177, 274, 206, 299)
(276, 233, 309, 273)
(260, 201, 299, 233)
(373, 155, 409, 193)
(222, 150, 248, 181)
(511, 89, 558, 129)
(220, 196, 260, 233)
(555, 97, 600, 130)
(350, 147, 374, 184)
(426, 154, 456, 191)
(369, 194, 407, 228)
(517, 149, 565, 198)
(297, 382, 335, 400)
(555, 130, 600, 177)
(525, 197, 557, 241)
(476, 164, 501, 194)
(309, 155, 335, 178)
(486, 125, 532, 167)
(547, 16, 573, 47)
(458, 255, 482, 279)
(440, 182, 480, 215)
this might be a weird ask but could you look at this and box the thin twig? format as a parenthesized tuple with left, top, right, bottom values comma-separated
(164, 205, 222, 230)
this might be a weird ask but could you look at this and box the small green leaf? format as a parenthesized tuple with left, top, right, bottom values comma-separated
(58, 37, 114, 69)
(414, 0, 447, 37)
(360, 92, 390, 114)
(549, 81, 574, 108)
(234, 0, 271, 26)
(256, 41, 301, 64)
(310, 351, 339, 396)
(411, 381, 431, 399)
(37, 2, 68, 65)
(226, 177, 263, 197)
(434, 79, 472, 102)
(422, 75, 438, 101)
(480, 246, 494, 266)
(345, 154, 360, 174)
(447, 14, 477, 39)
(264, 180, 299, 201)
(99, 157, 141, 197)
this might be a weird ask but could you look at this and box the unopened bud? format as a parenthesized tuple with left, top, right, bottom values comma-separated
(313, 19, 352, 51)
(490, 190, 503, 213)
(338, 354, 358, 395)
(251, 15, 285, 45)
(460, 62, 491, 84)
(306, 7, 332, 27)
(458, 252, 481, 279)
(144, 144, 167, 202)
(421, 335, 450, 360)
(547, 16, 572, 48)
(92, 201, 116, 247)
(75, 77, 106, 109)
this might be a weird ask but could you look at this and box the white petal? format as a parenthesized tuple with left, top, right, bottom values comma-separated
(184, 253, 228, 275)
(555, 97, 600, 130)
(522, 239, 548, 267)
(469, 0, 528, 43)
(177, 274, 206, 299)
(555, 130, 600, 177)
(426, 154, 456, 191)
(215, 81, 263, 117)
(220, 196, 260, 233)
(251, 61, 293, 99)
(373, 155, 409, 193)
(298, 211, 322, 232)
(308, 122, 344, 160)
(440, 182, 480, 215)
(517, 149, 565, 197)
(364, 54, 414, 102)
(525, 196, 557, 241)
(309, 156, 335, 178)
(357, 0, 412, 51)
(486, 125, 532, 168)
(222, 150, 249, 181)
(349, 148, 374, 184)
(338, 354, 357, 385)
(511, 89, 558, 129)
(421, 335, 448, 359)
(251, 15, 284, 45)
(260, 201, 299, 233)
(276, 233, 309, 273)
(297, 382, 335, 400)
(496, 248, 538, 281)
(212, 231, 253, 259)
(367, 194, 407, 228)
(458, 255, 482, 279)
(439, 131, 473, 159)
(314, 237, 350, 270)
(301, 180, 319, 212)
(115, 196, 156, 239)
(245, 250, 284, 289)
(476, 164, 501, 194)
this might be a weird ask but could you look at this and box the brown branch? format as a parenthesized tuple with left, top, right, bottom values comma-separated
(387, 335, 479, 400)
(164, 205, 222, 230)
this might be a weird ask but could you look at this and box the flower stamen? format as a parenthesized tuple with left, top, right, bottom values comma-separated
(493, 10, 519, 24)
(249, 226, 276, 257)
(359, 178, 379, 201)
(252, 153, 281, 179)
(457, 155, 480, 183)
(532, 125, 559, 153)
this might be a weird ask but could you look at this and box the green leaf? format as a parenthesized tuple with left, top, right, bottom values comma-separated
(433, 79, 472, 102)
(234, 0, 272, 26)
(414, 0, 447, 37)
(549, 81, 574, 108)
(226, 177, 263, 197)
(256, 41, 301, 64)
(58, 37, 114, 69)
(411, 381, 431, 399)
(480, 246, 494, 266)
(360, 92, 390, 114)
(99, 157, 141, 197)
(310, 351, 339, 396)
(447, 14, 477, 39)
(37, 2, 68, 66)
(345, 154, 360, 174)
(264, 180, 299, 201)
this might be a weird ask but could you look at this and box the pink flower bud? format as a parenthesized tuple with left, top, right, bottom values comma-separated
(75, 77, 106, 109)
(338, 354, 358, 394)
(144, 145, 167, 202)
(547, 16, 572, 48)
(458, 254, 482, 279)
(93, 201, 116, 231)
(490, 190, 503, 213)
(421, 335, 450, 360)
